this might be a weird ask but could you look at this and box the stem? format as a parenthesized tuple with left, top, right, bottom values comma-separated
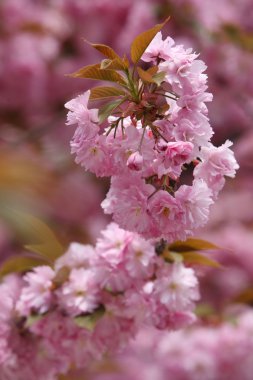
(126, 68, 139, 102)
(138, 125, 147, 153)
(155, 92, 178, 101)
(147, 187, 160, 200)
(150, 125, 169, 143)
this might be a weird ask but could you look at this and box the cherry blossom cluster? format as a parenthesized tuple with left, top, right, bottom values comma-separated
(65, 31, 239, 242)
(85, 309, 253, 380)
(0, 223, 199, 380)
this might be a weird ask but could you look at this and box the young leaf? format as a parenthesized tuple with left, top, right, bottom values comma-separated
(233, 287, 253, 305)
(100, 59, 113, 69)
(195, 303, 215, 318)
(74, 306, 105, 332)
(137, 67, 155, 83)
(169, 238, 219, 253)
(0, 255, 48, 277)
(98, 99, 125, 123)
(153, 71, 166, 86)
(146, 66, 159, 75)
(68, 64, 126, 84)
(180, 251, 222, 268)
(130, 16, 170, 64)
(25, 314, 45, 328)
(84, 41, 120, 60)
(90, 86, 125, 100)
(102, 57, 129, 71)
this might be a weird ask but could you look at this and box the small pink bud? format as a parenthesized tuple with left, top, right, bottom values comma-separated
(127, 151, 143, 171)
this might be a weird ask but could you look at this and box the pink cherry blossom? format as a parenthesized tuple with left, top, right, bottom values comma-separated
(58, 268, 100, 316)
(194, 140, 239, 196)
(16, 266, 55, 316)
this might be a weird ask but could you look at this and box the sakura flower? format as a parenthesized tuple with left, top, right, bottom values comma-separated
(175, 179, 213, 229)
(95, 223, 131, 267)
(72, 134, 114, 177)
(124, 235, 155, 279)
(194, 140, 240, 196)
(55, 243, 95, 271)
(148, 190, 186, 242)
(58, 268, 100, 316)
(154, 141, 194, 179)
(152, 262, 199, 312)
(141, 31, 175, 63)
(65, 90, 99, 140)
(127, 151, 143, 171)
(16, 266, 55, 316)
(102, 175, 154, 236)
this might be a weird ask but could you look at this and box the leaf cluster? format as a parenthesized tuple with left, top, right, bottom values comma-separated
(67, 17, 170, 125)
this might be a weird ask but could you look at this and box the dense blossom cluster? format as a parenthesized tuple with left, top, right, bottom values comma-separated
(84, 309, 253, 380)
(0, 223, 199, 379)
(66, 32, 238, 242)
(0, 6, 246, 379)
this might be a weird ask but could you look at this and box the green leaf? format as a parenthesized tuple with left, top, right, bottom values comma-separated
(25, 314, 45, 328)
(130, 16, 170, 64)
(90, 86, 125, 100)
(74, 306, 105, 332)
(68, 64, 126, 84)
(180, 251, 222, 268)
(0, 255, 48, 277)
(169, 238, 219, 253)
(84, 40, 120, 60)
(152, 71, 166, 86)
(98, 99, 125, 123)
(195, 303, 215, 318)
(137, 67, 155, 83)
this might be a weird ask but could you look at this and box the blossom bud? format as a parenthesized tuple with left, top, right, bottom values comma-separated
(127, 151, 143, 171)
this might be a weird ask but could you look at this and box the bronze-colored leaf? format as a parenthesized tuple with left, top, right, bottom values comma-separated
(1, 209, 65, 261)
(146, 66, 159, 75)
(169, 238, 219, 253)
(68, 64, 126, 84)
(130, 17, 170, 64)
(233, 287, 253, 305)
(100, 59, 113, 69)
(102, 57, 129, 71)
(84, 40, 120, 60)
(0, 255, 48, 277)
(90, 86, 125, 100)
(180, 251, 222, 268)
(137, 67, 155, 83)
